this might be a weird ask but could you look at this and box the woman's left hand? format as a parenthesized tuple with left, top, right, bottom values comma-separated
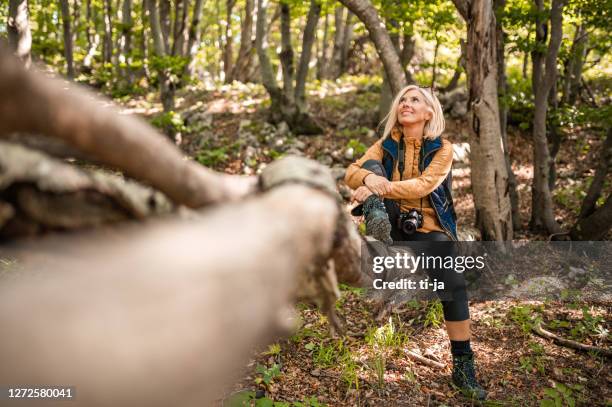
(352, 186, 374, 203)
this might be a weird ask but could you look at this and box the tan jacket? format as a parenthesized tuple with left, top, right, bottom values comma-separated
(345, 127, 454, 234)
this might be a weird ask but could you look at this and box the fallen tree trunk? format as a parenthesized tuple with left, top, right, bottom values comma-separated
(0, 179, 362, 406)
(0, 46, 255, 209)
(0, 141, 173, 237)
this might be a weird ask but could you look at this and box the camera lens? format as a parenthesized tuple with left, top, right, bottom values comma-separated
(402, 218, 418, 234)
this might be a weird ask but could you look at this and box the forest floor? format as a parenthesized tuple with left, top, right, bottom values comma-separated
(115, 77, 611, 406)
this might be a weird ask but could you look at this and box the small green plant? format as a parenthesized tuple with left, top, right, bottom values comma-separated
(264, 343, 282, 356)
(339, 350, 360, 391)
(346, 138, 368, 155)
(423, 300, 444, 328)
(368, 354, 386, 388)
(196, 147, 229, 167)
(365, 317, 409, 349)
(509, 304, 543, 334)
(255, 363, 282, 386)
(313, 341, 341, 368)
(540, 382, 584, 407)
(151, 111, 187, 134)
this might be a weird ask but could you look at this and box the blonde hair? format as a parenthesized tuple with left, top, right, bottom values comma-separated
(380, 85, 445, 140)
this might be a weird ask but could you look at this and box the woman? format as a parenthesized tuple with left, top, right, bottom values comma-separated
(344, 85, 487, 400)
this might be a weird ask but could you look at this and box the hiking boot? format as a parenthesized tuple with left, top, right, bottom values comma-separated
(362, 195, 393, 245)
(452, 353, 487, 400)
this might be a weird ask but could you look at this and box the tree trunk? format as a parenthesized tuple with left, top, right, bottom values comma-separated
(441, 38, 465, 92)
(119, 0, 133, 84)
(316, 11, 329, 80)
(295, 0, 321, 108)
(453, 0, 513, 241)
(338, 0, 406, 96)
(103, 0, 113, 63)
(562, 23, 588, 105)
(184, 0, 205, 78)
(327, 7, 345, 79)
(339, 12, 354, 75)
(494, 0, 520, 230)
(431, 33, 440, 87)
(231, 0, 254, 82)
(172, 0, 189, 56)
(223, 0, 237, 82)
(529, 0, 564, 234)
(7, 0, 32, 68)
(59, 0, 75, 78)
(255, 0, 321, 134)
(279, 2, 295, 101)
(378, 20, 402, 121)
(159, 0, 172, 53)
(0, 49, 254, 208)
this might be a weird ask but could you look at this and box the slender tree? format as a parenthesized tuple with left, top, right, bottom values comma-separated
(255, 0, 322, 133)
(529, 0, 565, 234)
(59, 0, 75, 78)
(453, 0, 513, 240)
(7, 0, 32, 68)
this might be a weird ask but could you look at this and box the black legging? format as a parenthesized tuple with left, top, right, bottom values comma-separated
(362, 159, 470, 321)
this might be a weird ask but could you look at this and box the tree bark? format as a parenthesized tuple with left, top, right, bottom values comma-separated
(255, 0, 322, 134)
(223, 0, 237, 82)
(231, 0, 254, 82)
(184, 0, 205, 78)
(59, 0, 75, 78)
(146, 0, 175, 115)
(120, 0, 133, 66)
(172, 0, 189, 56)
(570, 128, 612, 240)
(295, 0, 321, 108)
(440, 38, 465, 92)
(279, 2, 295, 101)
(453, 0, 513, 241)
(339, 11, 354, 76)
(327, 7, 345, 78)
(338, 0, 406, 96)
(529, 0, 564, 234)
(317, 11, 329, 80)
(494, 0, 520, 230)
(562, 23, 588, 105)
(103, 0, 113, 63)
(0, 48, 255, 208)
(159, 0, 172, 52)
(0, 184, 341, 406)
(7, 0, 32, 68)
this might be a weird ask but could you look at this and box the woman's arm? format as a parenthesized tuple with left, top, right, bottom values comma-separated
(344, 140, 384, 189)
(384, 139, 453, 200)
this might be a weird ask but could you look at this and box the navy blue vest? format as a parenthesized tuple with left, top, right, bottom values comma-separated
(381, 136, 458, 241)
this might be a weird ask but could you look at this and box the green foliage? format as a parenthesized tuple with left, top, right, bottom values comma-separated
(540, 382, 584, 407)
(346, 139, 367, 155)
(255, 363, 282, 386)
(519, 342, 546, 375)
(423, 300, 444, 328)
(264, 343, 282, 356)
(312, 339, 347, 368)
(151, 111, 187, 134)
(196, 147, 230, 167)
(509, 304, 543, 334)
(365, 317, 409, 349)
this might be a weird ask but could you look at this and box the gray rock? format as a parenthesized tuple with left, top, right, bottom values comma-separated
(344, 147, 355, 160)
(276, 121, 290, 137)
(508, 276, 568, 300)
(292, 140, 306, 150)
(284, 147, 304, 157)
(331, 166, 346, 181)
(317, 155, 333, 166)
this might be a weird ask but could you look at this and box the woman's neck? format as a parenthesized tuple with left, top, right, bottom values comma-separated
(401, 123, 425, 139)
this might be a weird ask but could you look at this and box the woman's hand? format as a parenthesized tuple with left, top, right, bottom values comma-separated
(352, 186, 373, 203)
(364, 174, 392, 196)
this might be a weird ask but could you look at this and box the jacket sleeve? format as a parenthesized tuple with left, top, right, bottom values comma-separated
(344, 140, 384, 190)
(384, 139, 453, 200)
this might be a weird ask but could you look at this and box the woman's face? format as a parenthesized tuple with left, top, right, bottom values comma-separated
(396, 89, 433, 127)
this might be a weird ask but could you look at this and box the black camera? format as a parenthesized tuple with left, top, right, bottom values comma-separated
(397, 209, 424, 234)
